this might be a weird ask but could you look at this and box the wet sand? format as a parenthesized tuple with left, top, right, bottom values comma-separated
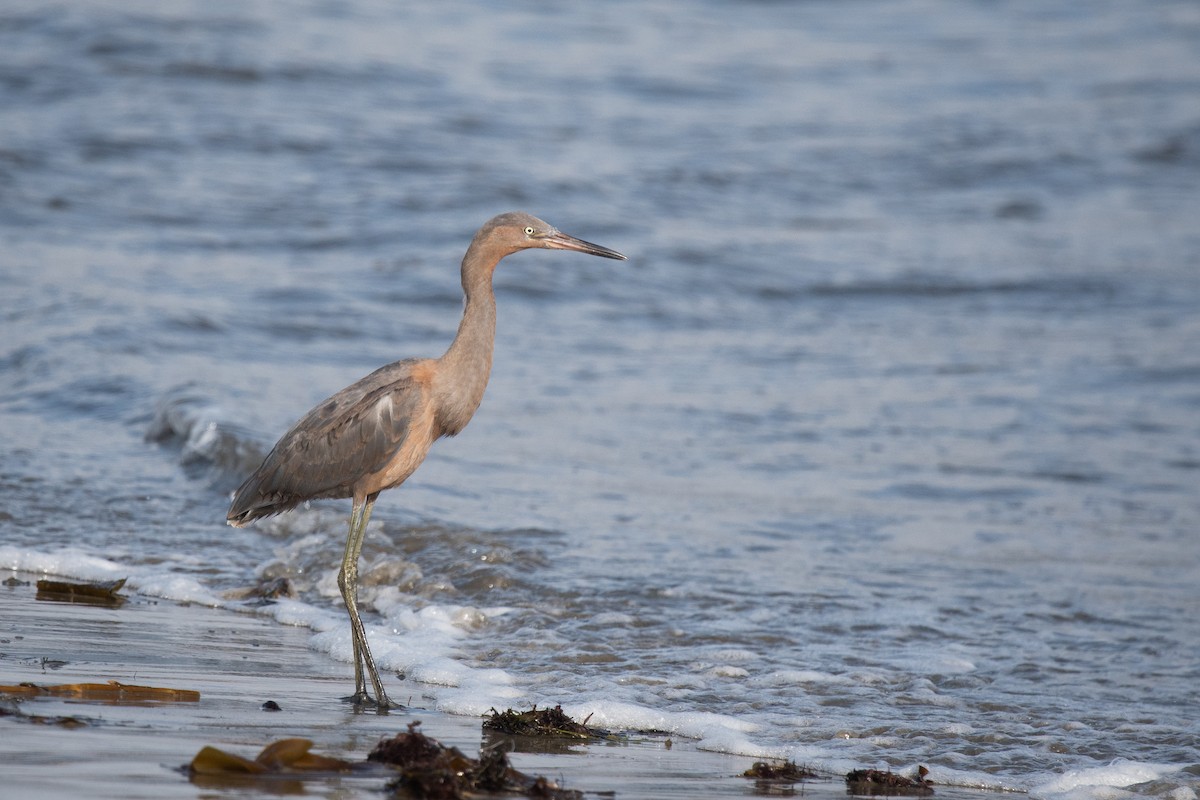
(2, 574, 997, 799)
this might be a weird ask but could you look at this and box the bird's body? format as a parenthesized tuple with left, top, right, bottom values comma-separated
(226, 358, 436, 517)
(227, 212, 625, 709)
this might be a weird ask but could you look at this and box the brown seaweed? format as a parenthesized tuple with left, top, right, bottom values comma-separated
(186, 737, 365, 792)
(370, 721, 582, 799)
(846, 765, 934, 796)
(742, 760, 818, 781)
(0, 680, 200, 703)
(482, 704, 607, 739)
(190, 738, 356, 777)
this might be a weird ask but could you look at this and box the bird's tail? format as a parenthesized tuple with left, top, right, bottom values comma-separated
(226, 468, 298, 527)
(226, 485, 265, 528)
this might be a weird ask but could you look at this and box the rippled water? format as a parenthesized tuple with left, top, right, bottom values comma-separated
(3, 1, 1199, 796)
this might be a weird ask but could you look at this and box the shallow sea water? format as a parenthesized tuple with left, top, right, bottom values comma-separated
(3, 1, 1199, 796)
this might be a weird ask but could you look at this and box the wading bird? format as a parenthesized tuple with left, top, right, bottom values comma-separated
(227, 212, 626, 709)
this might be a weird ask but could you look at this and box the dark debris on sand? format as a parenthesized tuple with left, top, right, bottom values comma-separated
(0, 701, 90, 728)
(35, 577, 127, 608)
(370, 721, 582, 799)
(846, 765, 934, 796)
(742, 759, 818, 782)
(223, 576, 298, 606)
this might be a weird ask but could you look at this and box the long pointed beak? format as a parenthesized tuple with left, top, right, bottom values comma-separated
(543, 230, 627, 260)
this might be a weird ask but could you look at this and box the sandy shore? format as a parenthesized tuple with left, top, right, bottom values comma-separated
(2, 573, 996, 799)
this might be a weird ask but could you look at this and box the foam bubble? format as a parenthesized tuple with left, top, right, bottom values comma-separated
(750, 669, 852, 686)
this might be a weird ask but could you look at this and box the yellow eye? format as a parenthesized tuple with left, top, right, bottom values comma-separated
(524, 226, 535, 236)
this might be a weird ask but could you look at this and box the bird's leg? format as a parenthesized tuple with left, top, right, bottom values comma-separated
(337, 497, 369, 704)
(353, 496, 399, 710)
(337, 493, 396, 710)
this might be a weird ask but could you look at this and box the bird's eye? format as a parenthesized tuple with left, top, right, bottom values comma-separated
(524, 226, 535, 236)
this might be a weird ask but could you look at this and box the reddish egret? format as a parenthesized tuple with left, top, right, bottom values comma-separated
(227, 212, 625, 709)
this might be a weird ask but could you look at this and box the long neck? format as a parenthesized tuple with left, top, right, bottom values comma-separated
(433, 246, 499, 435)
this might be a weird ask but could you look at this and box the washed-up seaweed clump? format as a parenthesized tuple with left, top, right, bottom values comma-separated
(183, 723, 583, 797)
(742, 760, 817, 781)
(370, 721, 581, 799)
(482, 705, 605, 739)
(845, 766, 934, 796)
(190, 738, 356, 778)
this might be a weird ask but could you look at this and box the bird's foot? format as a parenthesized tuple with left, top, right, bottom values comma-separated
(374, 695, 404, 713)
(340, 689, 403, 713)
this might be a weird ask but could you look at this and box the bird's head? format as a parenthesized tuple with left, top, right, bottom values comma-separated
(483, 211, 627, 261)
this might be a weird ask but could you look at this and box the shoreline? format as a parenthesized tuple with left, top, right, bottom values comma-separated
(2, 572, 1001, 799)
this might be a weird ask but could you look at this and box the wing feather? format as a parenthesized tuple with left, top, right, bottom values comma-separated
(227, 359, 428, 524)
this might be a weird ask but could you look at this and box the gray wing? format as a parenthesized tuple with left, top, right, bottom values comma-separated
(227, 359, 426, 524)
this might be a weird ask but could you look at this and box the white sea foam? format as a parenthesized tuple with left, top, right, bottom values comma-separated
(1030, 759, 1184, 800)
(749, 668, 853, 686)
(0, 545, 223, 606)
(564, 700, 759, 743)
(707, 665, 750, 678)
(1, 546, 131, 583)
(888, 652, 977, 675)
